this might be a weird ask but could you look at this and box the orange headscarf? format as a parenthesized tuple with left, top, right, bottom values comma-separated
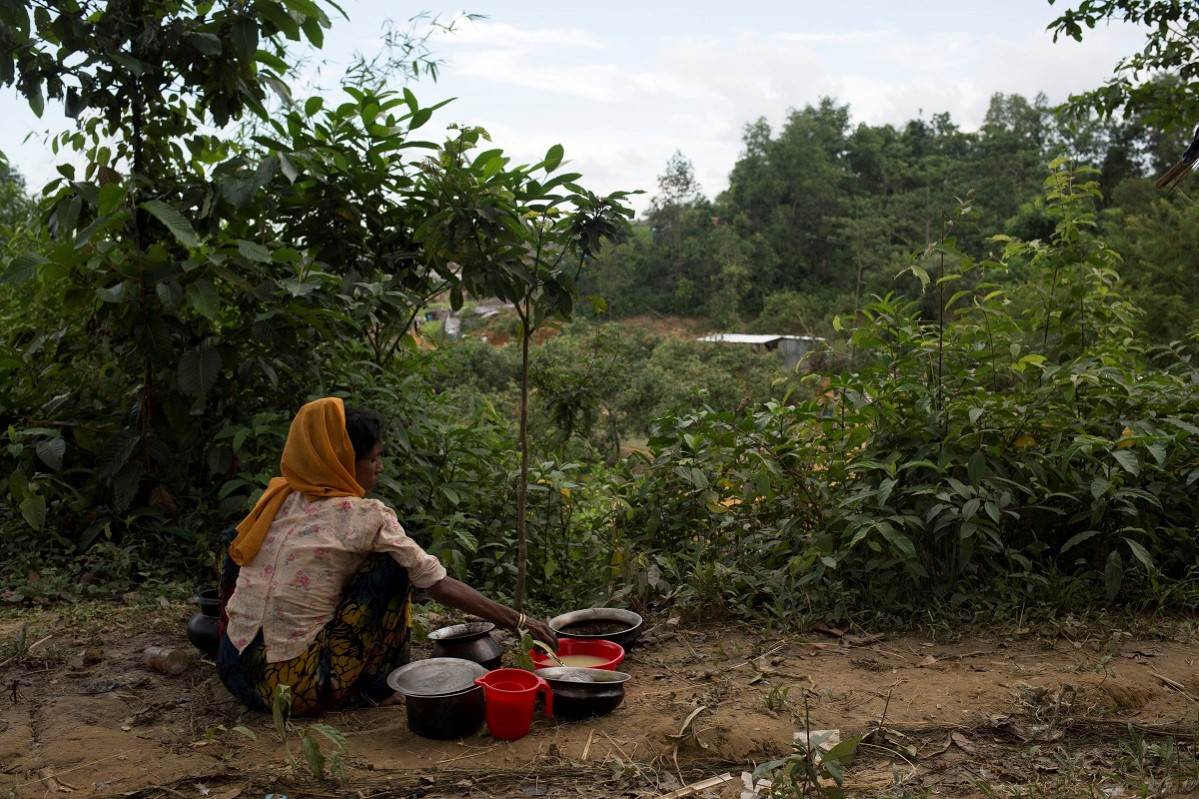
(229, 397, 365, 565)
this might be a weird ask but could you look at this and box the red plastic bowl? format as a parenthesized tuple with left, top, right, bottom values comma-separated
(530, 638, 625, 670)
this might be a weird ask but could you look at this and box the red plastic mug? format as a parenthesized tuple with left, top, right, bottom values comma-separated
(475, 668, 554, 741)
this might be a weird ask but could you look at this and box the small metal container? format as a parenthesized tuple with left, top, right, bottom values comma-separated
(427, 622, 504, 669)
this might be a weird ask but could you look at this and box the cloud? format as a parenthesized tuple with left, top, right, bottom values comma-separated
(442, 18, 604, 51)
(776, 30, 890, 45)
(426, 17, 1145, 213)
(0, 11, 1148, 216)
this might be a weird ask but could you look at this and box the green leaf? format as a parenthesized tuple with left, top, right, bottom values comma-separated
(271, 684, 291, 739)
(543, 143, 565, 172)
(35, 438, 65, 471)
(1, 252, 48, 284)
(188, 279, 221, 320)
(141, 200, 200, 247)
(28, 80, 44, 118)
(1090, 477, 1109, 499)
(908, 264, 930, 292)
(879, 525, 916, 559)
(230, 18, 259, 60)
(1146, 442, 1167, 466)
(187, 31, 223, 54)
(96, 282, 127, 303)
(1112, 449, 1139, 476)
(19, 493, 46, 530)
(1123, 537, 1154, 573)
(1060, 529, 1101, 555)
(961, 497, 980, 521)
(823, 736, 860, 770)
(967, 451, 986, 485)
(156, 281, 183, 310)
(304, 96, 324, 117)
(98, 182, 125, 216)
(178, 342, 221, 398)
(301, 731, 325, 780)
(300, 15, 323, 47)
(409, 107, 433, 130)
(237, 239, 272, 263)
(1104, 550, 1123, 601)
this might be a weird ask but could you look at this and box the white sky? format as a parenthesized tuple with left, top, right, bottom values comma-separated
(0, 1, 1143, 213)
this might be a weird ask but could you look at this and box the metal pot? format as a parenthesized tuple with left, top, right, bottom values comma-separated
(537, 667, 630, 720)
(387, 658, 489, 740)
(549, 608, 644, 650)
(404, 685, 486, 740)
(428, 622, 504, 669)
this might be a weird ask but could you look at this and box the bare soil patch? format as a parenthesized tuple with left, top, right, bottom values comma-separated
(1, 605, 1195, 798)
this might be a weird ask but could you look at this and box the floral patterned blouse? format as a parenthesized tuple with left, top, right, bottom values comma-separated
(224, 492, 447, 663)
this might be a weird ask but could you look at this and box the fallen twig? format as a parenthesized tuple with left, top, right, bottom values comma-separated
(15, 746, 140, 789)
(0, 634, 53, 669)
(435, 748, 493, 765)
(1151, 670, 1197, 704)
(655, 771, 734, 798)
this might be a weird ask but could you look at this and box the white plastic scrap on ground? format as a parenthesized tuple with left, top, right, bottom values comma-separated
(739, 771, 774, 799)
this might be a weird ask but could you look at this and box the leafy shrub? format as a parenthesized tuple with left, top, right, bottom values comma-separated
(599, 161, 1199, 617)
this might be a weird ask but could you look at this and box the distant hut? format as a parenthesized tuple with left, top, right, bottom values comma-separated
(696, 333, 827, 370)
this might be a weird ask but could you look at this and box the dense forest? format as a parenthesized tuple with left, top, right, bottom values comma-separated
(583, 89, 1199, 344)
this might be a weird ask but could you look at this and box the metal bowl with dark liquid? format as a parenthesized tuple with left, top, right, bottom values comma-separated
(427, 622, 504, 669)
(549, 608, 644, 650)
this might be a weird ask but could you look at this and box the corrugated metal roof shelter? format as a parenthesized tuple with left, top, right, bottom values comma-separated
(697, 333, 827, 370)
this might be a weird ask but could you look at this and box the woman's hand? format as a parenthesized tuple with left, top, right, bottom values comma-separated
(524, 618, 558, 650)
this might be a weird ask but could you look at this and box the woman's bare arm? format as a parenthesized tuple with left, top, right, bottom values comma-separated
(425, 576, 558, 648)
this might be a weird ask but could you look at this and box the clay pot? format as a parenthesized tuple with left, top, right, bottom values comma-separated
(186, 587, 220, 657)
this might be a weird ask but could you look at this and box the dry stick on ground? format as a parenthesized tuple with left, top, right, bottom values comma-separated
(12, 746, 142, 790)
(0, 634, 53, 669)
(935, 650, 996, 662)
(1151, 671, 1198, 704)
(435, 748, 493, 766)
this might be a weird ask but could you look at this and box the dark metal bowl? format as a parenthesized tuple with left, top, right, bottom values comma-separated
(538, 667, 630, 720)
(549, 608, 644, 649)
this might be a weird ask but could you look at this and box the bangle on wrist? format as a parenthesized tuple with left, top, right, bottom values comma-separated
(516, 612, 527, 629)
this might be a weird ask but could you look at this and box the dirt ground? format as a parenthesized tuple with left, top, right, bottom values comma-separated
(1, 602, 1196, 799)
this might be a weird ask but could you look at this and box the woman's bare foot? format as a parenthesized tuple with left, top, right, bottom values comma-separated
(379, 692, 405, 707)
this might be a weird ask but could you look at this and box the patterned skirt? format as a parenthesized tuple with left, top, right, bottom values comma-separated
(216, 546, 412, 717)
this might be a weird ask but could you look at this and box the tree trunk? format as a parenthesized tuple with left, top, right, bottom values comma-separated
(514, 306, 531, 611)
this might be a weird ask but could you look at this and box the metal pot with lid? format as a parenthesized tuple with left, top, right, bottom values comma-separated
(386, 657, 488, 740)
